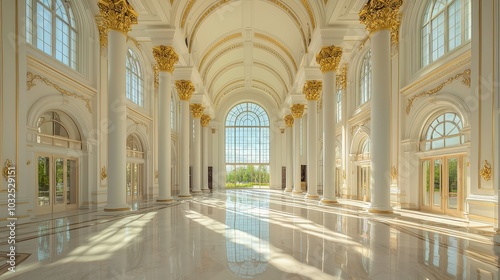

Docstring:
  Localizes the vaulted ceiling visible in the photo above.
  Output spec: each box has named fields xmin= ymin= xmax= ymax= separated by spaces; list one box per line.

xmin=91 ymin=0 xmax=369 ymax=111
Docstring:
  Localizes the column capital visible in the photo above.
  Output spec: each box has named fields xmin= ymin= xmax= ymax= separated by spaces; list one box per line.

xmin=175 ymin=80 xmax=195 ymax=101
xmin=291 ymin=104 xmax=305 ymax=119
xmin=359 ymin=0 xmax=402 ymax=33
xmin=284 ymin=114 xmax=294 ymax=127
xmin=336 ymin=64 xmax=348 ymax=90
xmin=201 ymin=114 xmax=211 ymax=127
xmin=98 ymin=0 xmax=138 ymax=35
xmin=303 ymin=80 xmax=323 ymax=101
xmin=190 ymin=104 xmax=204 ymax=118
xmin=153 ymin=46 xmax=179 ymax=72
xmin=96 ymin=17 xmax=108 ymax=47
xmin=316 ymin=46 xmax=343 ymax=72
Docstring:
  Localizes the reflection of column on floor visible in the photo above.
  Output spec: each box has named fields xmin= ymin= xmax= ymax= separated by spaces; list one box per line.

xmin=369 ymin=222 xmax=391 ymax=280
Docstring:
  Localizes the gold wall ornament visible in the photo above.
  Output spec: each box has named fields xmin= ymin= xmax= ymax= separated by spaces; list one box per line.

xmin=316 ymin=46 xmax=343 ymax=72
xmin=26 ymin=72 xmax=92 ymax=113
xmin=153 ymin=64 xmax=159 ymax=89
xmin=479 ymin=160 xmax=492 ymax=181
xmin=190 ymin=104 xmax=204 ymax=118
xmin=284 ymin=114 xmax=294 ymax=127
xmin=100 ymin=166 xmax=107 ymax=180
xmin=175 ymin=80 xmax=195 ymax=101
xmin=291 ymin=104 xmax=305 ymax=119
xmin=152 ymin=45 xmax=179 ymax=72
xmin=200 ymin=114 xmax=211 ymax=127
xmin=26 ymin=160 xmax=31 ymax=165
xmin=390 ymin=166 xmax=398 ymax=181
xmin=391 ymin=12 xmax=402 ymax=46
xmin=406 ymin=69 xmax=471 ymax=114
xmin=280 ymin=128 xmax=285 ymax=134
xmin=155 ymin=170 xmax=159 ymax=179
xmin=127 ymin=116 xmax=148 ymax=132
xmin=336 ymin=64 xmax=348 ymax=90
xmin=96 ymin=17 xmax=108 ymax=48
xmin=98 ymin=0 xmax=138 ymax=35
xmin=303 ymin=80 xmax=323 ymax=101
xmin=211 ymin=128 xmax=216 ymax=133
xmin=3 ymin=159 xmax=13 ymax=180
xmin=359 ymin=0 xmax=403 ymax=33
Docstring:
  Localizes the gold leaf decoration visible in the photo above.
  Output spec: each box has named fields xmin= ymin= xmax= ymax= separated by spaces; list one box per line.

xmin=303 ymin=80 xmax=323 ymax=101
xmin=316 ymin=46 xmax=342 ymax=73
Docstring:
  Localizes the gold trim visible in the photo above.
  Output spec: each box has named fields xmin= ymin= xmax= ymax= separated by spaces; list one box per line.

xmin=104 ymin=207 xmax=130 ymax=212
xmin=254 ymin=62 xmax=290 ymax=92
xmin=175 ymin=80 xmax=195 ymax=101
xmin=368 ymin=209 xmax=393 ymax=214
xmin=336 ymin=64 xmax=347 ymax=90
xmin=157 ymin=199 xmax=174 ymax=203
xmin=26 ymin=72 xmax=92 ymax=113
xmin=98 ymin=0 xmax=138 ymax=35
xmin=300 ymin=0 xmax=316 ymax=29
xmin=95 ymin=16 xmax=108 ymax=48
xmin=291 ymin=104 xmax=305 ymax=119
xmin=100 ymin=166 xmax=107 ymax=180
xmin=155 ymin=170 xmax=158 ymax=179
xmin=305 ymin=194 xmax=320 ymax=199
xmin=284 ymin=114 xmax=294 ymax=127
xmin=280 ymin=128 xmax=285 ymax=134
xmin=316 ymin=46 xmax=342 ymax=72
xmin=199 ymin=33 xmax=242 ymax=70
xmin=254 ymin=33 xmax=298 ymax=71
xmin=208 ymin=61 xmax=242 ymax=93
xmin=180 ymin=0 xmax=197 ymax=28
xmin=3 ymin=159 xmax=13 ymax=180
xmin=253 ymin=42 xmax=294 ymax=83
xmin=178 ymin=194 xmax=193 ymax=198
xmin=359 ymin=0 xmax=403 ymax=33
xmin=390 ymin=166 xmax=398 ymax=181
xmin=251 ymin=80 xmax=281 ymax=107
xmin=153 ymin=64 xmax=159 ymax=89
xmin=268 ymin=0 xmax=308 ymax=50
xmin=201 ymin=114 xmax=211 ymax=127
xmin=152 ymin=45 xmax=179 ymax=72
xmin=190 ymin=104 xmax=204 ymax=118
xmin=320 ymin=199 xmax=338 ymax=205
xmin=202 ymin=43 xmax=244 ymax=80
xmin=406 ymin=69 xmax=471 ymax=114
xmin=303 ymin=80 xmax=322 ymax=101
xmin=214 ymin=79 xmax=245 ymax=106
xmin=479 ymin=160 xmax=492 ymax=181
xmin=127 ymin=116 xmax=148 ymax=132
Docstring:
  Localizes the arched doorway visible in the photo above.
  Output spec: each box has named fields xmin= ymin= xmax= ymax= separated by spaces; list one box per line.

xmin=357 ymin=138 xmax=371 ymax=202
xmin=36 ymin=110 xmax=80 ymax=215
xmin=126 ymin=134 xmax=145 ymax=202
xmin=225 ymin=102 xmax=270 ymax=189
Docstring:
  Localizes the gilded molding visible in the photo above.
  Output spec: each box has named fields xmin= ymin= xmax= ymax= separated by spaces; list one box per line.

xmin=406 ymin=69 xmax=471 ymax=114
xmin=175 ymin=80 xmax=195 ymax=101
xmin=267 ymin=0 xmax=308 ymax=50
xmin=202 ymin=43 xmax=244 ymax=80
xmin=251 ymin=80 xmax=282 ymax=107
xmin=3 ymin=159 xmax=13 ymax=180
xmin=201 ymin=114 xmax=211 ymax=127
xmin=479 ymin=160 xmax=492 ymax=181
xmin=189 ymin=0 xmax=232 ymax=52
xmin=391 ymin=12 xmax=402 ymax=46
xmin=336 ymin=64 xmax=347 ymax=90
xmin=127 ymin=116 xmax=148 ymax=132
xmin=254 ymin=61 xmax=289 ymax=93
xmin=359 ymin=0 xmax=403 ymax=33
xmin=100 ymin=166 xmax=107 ymax=180
xmin=97 ymin=0 xmax=138 ymax=34
xmin=27 ymin=72 xmax=92 ymax=113
xmin=316 ymin=45 xmax=342 ymax=72
xmin=152 ymin=45 xmax=179 ymax=72
xmin=155 ymin=170 xmax=159 ymax=179
xmin=214 ymin=80 xmax=245 ymax=106
xmin=199 ymin=33 xmax=242 ymax=70
xmin=190 ymin=104 xmax=204 ymax=118
xmin=254 ymin=33 xmax=298 ymax=71
xmin=284 ymin=114 xmax=294 ymax=127
xmin=96 ymin=17 xmax=108 ymax=48
xmin=153 ymin=64 xmax=159 ymax=89
xmin=254 ymin=42 xmax=294 ymax=83
xmin=280 ymin=128 xmax=285 ymax=134
xmin=180 ymin=0 xmax=197 ymax=28
xmin=300 ymin=0 xmax=316 ymax=29
xmin=303 ymin=80 xmax=323 ymax=101
xmin=291 ymin=104 xmax=305 ymax=119
xmin=390 ymin=166 xmax=398 ymax=181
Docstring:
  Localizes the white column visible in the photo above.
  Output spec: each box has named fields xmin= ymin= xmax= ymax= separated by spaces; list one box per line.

xmin=304 ymin=81 xmax=322 ymax=199
xmin=153 ymin=46 xmax=178 ymax=203
xmin=175 ymin=80 xmax=195 ymax=198
xmin=360 ymin=1 xmax=401 ymax=213
xmin=201 ymin=115 xmax=211 ymax=192
xmin=284 ymin=115 xmax=294 ymax=192
xmin=190 ymin=104 xmax=203 ymax=194
xmin=291 ymin=104 xmax=305 ymax=194
xmin=317 ymin=46 xmax=343 ymax=205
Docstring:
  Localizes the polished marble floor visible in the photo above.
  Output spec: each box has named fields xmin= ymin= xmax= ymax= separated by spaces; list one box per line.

xmin=1 ymin=190 xmax=499 ymax=280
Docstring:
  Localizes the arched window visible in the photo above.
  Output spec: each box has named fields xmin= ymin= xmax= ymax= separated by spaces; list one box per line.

xmin=26 ymin=0 xmax=78 ymax=69
xmin=37 ymin=110 xmax=81 ymax=149
xmin=359 ymin=50 xmax=372 ymax=106
xmin=336 ymin=88 xmax=342 ymax=122
xmin=421 ymin=0 xmax=471 ymax=67
xmin=225 ymin=103 xmax=270 ymax=188
xmin=126 ymin=134 xmax=143 ymax=159
xmin=126 ymin=48 xmax=144 ymax=107
xmin=421 ymin=112 xmax=463 ymax=150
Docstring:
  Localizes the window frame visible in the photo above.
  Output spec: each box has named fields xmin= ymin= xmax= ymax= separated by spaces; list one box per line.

xmin=125 ymin=48 xmax=144 ymax=107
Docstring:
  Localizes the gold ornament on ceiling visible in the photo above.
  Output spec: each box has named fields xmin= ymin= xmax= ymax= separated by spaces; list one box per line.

xmin=153 ymin=45 xmax=179 ymax=73
xmin=303 ymin=80 xmax=323 ymax=101
xmin=175 ymin=80 xmax=195 ymax=101
xmin=479 ymin=160 xmax=492 ymax=181
xmin=98 ymin=0 xmax=138 ymax=35
xmin=359 ymin=0 xmax=403 ymax=34
xmin=190 ymin=104 xmax=204 ymax=118
xmin=336 ymin=64 xmax=348 ymax=90
xmin=200 ymin=114 xmax=211 ymax=127
xmin=284 ymin=114 xmax=294 ymax=127
xmin=316 ymin=46 xmax=342 ymax=72
xmin=291 ymin=104 xmax=305 ymax=119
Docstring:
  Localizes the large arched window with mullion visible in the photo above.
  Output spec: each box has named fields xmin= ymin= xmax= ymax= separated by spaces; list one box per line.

xmin=126 ymin=48 xmax=144 ymax=107
xmin=358 ymin=50 xmax=372 ymax=107
xmin=421 ymin=0 xmax=471 ymax=67
xmin=26 ymin=0 xmax=78 ymax=69
xmin=421 ymin=112 xmax=464 ymax=150
xmin=225 ymin=103 xmax=270 ymax=188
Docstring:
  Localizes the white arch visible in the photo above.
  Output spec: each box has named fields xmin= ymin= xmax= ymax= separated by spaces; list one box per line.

xmin=350 ymin=126 xmax=371 ymax=155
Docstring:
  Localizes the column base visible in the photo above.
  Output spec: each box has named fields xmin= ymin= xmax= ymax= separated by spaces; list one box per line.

xmin=320 ymin=198 xmax=338 ymax=205
xmin=156 ymin=198 xmax=174 ymax=203
xmin=305 ymin=194 xmax=320 ymax=200
xmin=191 ymin=190 xmax=203 ymax=195
xmin=178 ymin=194 xmax=193 ymax=199
xmin=201 ymin=188 xmax=211 ymax=193
xmin=292 ymin=190 xmax=303 ymax=195
xmin=367 ymin=207 xmax=394 ymax=214
xmin=103 ymin=206 xmax=130 ymax=212
xmin=284 ymin=189 xmax=293 ymax=193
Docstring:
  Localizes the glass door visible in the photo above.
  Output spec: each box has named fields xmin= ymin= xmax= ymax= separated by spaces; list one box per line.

xmin=126 ymin=162 xmax=143 ymax=202
xmin=357 ymin=165 xmax=370 ymax=201
xmin=37 ymin=155 xmax=78 ymax=215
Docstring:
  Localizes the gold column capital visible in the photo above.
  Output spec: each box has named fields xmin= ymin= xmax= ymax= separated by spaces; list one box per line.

xmin=316 ymin=46 xmax=343 ymax=72
xmin=175 ymin=80 xmax=195 ymax=101
xmin=190 ymin=104 xmax=204 ymax=118
xmin=152 ymin=46 xmax=179 ymax=72
xmin=98 ymin=0 xmax=138 ymax=35
xmin=200 ymin=114 xmax=211 ymax=127
xmin=303 ymin=80 xmax=323 ymax=101
xmin=336 ymin=64 xmax=348 ymax=90
xmin=291 ymin=104 xmax=305 ymax=119
xmin=96 ymin=17 xmax=108 ymax=47
xmin=359 ymin=0 xmax=403 ymax=34
xmin=284 ymin=114 xmax=294 ymax=127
